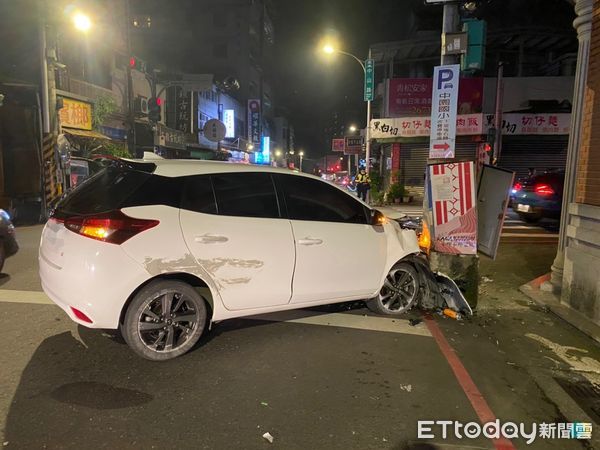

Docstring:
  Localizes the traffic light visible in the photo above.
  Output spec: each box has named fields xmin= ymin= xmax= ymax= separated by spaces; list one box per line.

xmin=129 ymin=56 xmax=146 ymax=72
xmin=148 ymin=97 xmax=161 ymax=122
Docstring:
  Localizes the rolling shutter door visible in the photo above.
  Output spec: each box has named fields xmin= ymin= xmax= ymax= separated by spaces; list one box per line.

xmin=398 ymin=142 xmax=479 ymax=187
xmin=498 ymin=136 xmax=568 ymax=180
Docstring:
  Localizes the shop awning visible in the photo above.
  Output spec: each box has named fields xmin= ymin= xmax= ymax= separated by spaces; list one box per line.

xmin=63 ymin=128 xmax=112 ymax=140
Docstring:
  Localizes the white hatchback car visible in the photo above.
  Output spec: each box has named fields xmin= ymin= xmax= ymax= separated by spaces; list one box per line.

xmin=40 ymin=159 xmax=425 ymax=360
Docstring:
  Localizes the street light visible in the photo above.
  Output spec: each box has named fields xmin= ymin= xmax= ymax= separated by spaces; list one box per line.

xmin=299 ymin=150 xmax=304 ymax=172
xmin=349 ymin=125 xmax=357 ymax=132
xmin=275 ymin=150 xmax=282 ymax=157
xmin=247 ymin=144 xmax=254 ymax=151
xmin=72 ymin=12 xmax=92 ymax=32
xmin=321 ymin=42 xmax=372 ymax=175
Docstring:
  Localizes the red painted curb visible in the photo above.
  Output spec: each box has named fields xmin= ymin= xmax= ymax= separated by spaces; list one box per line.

xmin=424 ymin=315 xmax=517 ymax=450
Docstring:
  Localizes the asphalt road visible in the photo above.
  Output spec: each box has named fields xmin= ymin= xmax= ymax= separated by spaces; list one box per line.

xmin=0 ymin=225 xmax=598 ymax=449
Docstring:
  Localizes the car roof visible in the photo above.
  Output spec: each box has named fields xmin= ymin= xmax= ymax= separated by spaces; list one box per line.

xmin=126 ymin=158 xmax=318 ymax=180
xmin=122 ymin=158 xmax=372 ymax=208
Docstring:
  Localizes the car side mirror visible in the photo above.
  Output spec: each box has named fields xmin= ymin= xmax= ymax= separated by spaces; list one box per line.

xmin=370 ymin=209 xmax=387 ymax=226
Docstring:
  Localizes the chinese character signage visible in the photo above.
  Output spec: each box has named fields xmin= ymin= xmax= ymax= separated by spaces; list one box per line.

xmin=59 ymin=97 xmax=92 ymax=130
xmin=388 ymin=78 xmax=482 ymax=116
xmin=430 ymin=65 xmax=460 ymax=158
xmin=223 ymin=109 xmax=235 ymax=138
xmin=344 ymin=136 xmax=363 ymax=155
xmin=154 ymin=123 xmax=186 ymax=150
xmin=331 ymin=138 xmax=345 ymax=152
xmin=483 ymin=113 xmax=570 ymax=135
xmin=429 ymin=162 xmax=477 ymax=255
xmin=364 ymin=59 xmax=375 ymax=101
xmin=370 ymin=114 xmax=482 ymax=139
xmin=247 ymin=99 xmax=261 ymax=144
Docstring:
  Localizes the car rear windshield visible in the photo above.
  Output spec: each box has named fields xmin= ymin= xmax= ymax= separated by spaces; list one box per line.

xmin=55 ymin=166 xmax=152 ymax=216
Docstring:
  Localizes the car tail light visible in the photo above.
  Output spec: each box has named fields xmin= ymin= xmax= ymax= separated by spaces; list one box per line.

xmin=71 ymin=307 xmax=93 ymax=324
xmin=64 ymin=210 xmax=159 ymax=244
xmin=513 ymin=182 xmax=522 ymax=191
xmin=534 ymin=183 xmax=555 ymax=196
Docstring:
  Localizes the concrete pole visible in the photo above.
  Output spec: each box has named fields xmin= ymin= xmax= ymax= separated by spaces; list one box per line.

xmin=440 ymin=3 xmax=460 ymax=65
xmin=547 ymin=0 xmax=594 ymax=293
xmin=493 ymin=62 xmax=504 ymax=164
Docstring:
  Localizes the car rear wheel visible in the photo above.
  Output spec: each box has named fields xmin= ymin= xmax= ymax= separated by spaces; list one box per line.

xmin=121 ymin=280 xmax=207 ymax=361
xmin=366 ymin=262 xmax=420 ymax=316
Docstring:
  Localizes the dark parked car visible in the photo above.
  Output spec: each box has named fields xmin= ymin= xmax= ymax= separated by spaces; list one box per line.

xmin=512 ymin=170 xmax=564 ymax=223
xmin=0 ymin=209 xmax=19 ymax=272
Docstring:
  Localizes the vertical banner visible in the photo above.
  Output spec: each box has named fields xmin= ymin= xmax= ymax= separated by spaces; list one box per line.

xmin=429 ymin=161 xmax=477 ymax=255
xmin=391 ymin=143 xmax=400 ymax=173
xmin=430 ymin=65 xmax=460 ymax=158
xmin=247 ymin=99 xmax=261 ymax=144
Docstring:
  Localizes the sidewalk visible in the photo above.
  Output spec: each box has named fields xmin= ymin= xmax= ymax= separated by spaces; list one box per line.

xmin=375 ymin=201 xmax=424 ymax=219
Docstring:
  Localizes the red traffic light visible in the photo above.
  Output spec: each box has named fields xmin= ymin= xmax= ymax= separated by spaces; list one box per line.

xmin=483 ymin=143 xmax=492 ymax=152
xmin=129 ymin=56 xmax=136 ymax=68
xmin=155 ymin=97 xmax=162 ymax=106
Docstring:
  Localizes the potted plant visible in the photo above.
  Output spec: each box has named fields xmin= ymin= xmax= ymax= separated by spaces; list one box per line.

xmin=387 ymin=182 xmax=405 ymax=204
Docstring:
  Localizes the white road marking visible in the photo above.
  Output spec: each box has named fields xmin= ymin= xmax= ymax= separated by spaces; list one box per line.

xmin=0 ymin=289 xmax=53 ymax=305
xmin=1 ymin=289 xmax=432 ymax=337
xmin=245 ymin=309 xmax=432 ymax=337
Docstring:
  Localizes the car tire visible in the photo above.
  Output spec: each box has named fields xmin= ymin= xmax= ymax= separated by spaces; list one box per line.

xmin=366 ymin=262 xmax=420 ymax=316
xmin=518 ymin=213 xmax=541 ymax=223
xmin=121 ymin=280 xmax=207 ymax=361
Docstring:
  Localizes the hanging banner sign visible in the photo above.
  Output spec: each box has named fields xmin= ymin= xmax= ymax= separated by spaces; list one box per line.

xmin=370 ymin=114 xmax=483 ymax=139
xmin=429 ymin=161 xmax=477 ymax=255
xmin=430 ymin=64 xmax=460 ymax=158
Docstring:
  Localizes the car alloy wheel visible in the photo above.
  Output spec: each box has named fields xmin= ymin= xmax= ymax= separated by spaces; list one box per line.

xmin=367 ymin=262 xmax=420 ymax=315
xmin=122 ymin=280 xmax=207 ymax=360
xmin=138 ymin=291 xmax=199 ymax=352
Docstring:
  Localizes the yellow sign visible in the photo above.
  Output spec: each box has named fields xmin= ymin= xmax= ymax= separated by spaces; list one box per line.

xmin=59 ymin=97 xmax=92 ymax=130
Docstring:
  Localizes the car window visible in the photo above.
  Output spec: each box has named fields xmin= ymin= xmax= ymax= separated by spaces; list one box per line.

xmin=56 ymin=167 xmax=151 ymax=216
xmin=211 ymin=172 xmax=280 ymax=219
xmin=277 ymin=174 xmax=368 ymax=224
xmin=180 ymin=175 xmax=217 ymax=214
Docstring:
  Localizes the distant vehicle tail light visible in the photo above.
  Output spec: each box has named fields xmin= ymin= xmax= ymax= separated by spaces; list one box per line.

xmin=513 ymin=182 xmax=522 ymax=191
xmin=64 ymin=210 xmax=159 ymax=244
xmin=534 ymin=183 xmax=555 ymax=196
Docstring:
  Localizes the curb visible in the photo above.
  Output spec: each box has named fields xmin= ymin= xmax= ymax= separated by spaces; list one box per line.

xmin=520 ymin=273 xmax=600 ymax=346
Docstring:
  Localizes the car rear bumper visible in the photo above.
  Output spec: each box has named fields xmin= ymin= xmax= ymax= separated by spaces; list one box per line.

xmin=39 ymin=223 xmax=153 ymax=329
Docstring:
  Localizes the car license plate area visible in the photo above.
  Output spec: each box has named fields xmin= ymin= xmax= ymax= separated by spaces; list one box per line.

xmin=517 ymin=204 xmax=531 ymax=213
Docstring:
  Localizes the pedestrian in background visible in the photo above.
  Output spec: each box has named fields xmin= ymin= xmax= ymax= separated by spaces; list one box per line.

xmin=355 ymin=168 xmax=371 ymax=202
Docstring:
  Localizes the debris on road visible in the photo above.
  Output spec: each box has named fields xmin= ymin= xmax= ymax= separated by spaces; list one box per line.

xmin=481 ymin=276 xmax=493 ymax=283
xmin=262 ymin=432 xmax=274 ymax=444
xmin=400 ymin=384 xmax=412 ymax=392
xmin=409 ymin=318 xmax=423 ymax=326
xmin=260 ymin=401 xmax=269 ymax=407
xmin=442 ymin=308 xmax=461 ymax=320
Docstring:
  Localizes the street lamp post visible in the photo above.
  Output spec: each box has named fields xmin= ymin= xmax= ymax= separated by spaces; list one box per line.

xmin=299 ymin=150 xmax=304 ymax=171
xmin=323 ymin=45 xmax=372 ymax=175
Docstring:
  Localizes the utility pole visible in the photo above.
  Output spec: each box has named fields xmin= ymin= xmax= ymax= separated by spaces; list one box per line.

xmin=125 ymin=0 xmax=136 ymax=157
xmin=365 ymin=48 xmax=372 ymax=174
xmin=492 ymin=62 xmax=504 ymax=164
xmin=441 ymin=3 xmax=460 ymax=65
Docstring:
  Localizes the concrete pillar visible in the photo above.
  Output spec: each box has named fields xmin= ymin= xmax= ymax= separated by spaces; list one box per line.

xmin=546 ymin=0 xmax=594 ymax=293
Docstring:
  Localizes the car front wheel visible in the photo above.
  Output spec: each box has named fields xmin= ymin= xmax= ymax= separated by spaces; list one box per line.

xmin=121 ymin=280 xmax=207 ymax=361
xmin=366 ymin=262 xmax=420 ymax=316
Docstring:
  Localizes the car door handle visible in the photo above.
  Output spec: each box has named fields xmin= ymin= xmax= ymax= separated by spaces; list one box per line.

xmin=297 ymin=237 xmax=323 ymax=246
xmin=195 ymin=234 xmax=229 ymax=244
